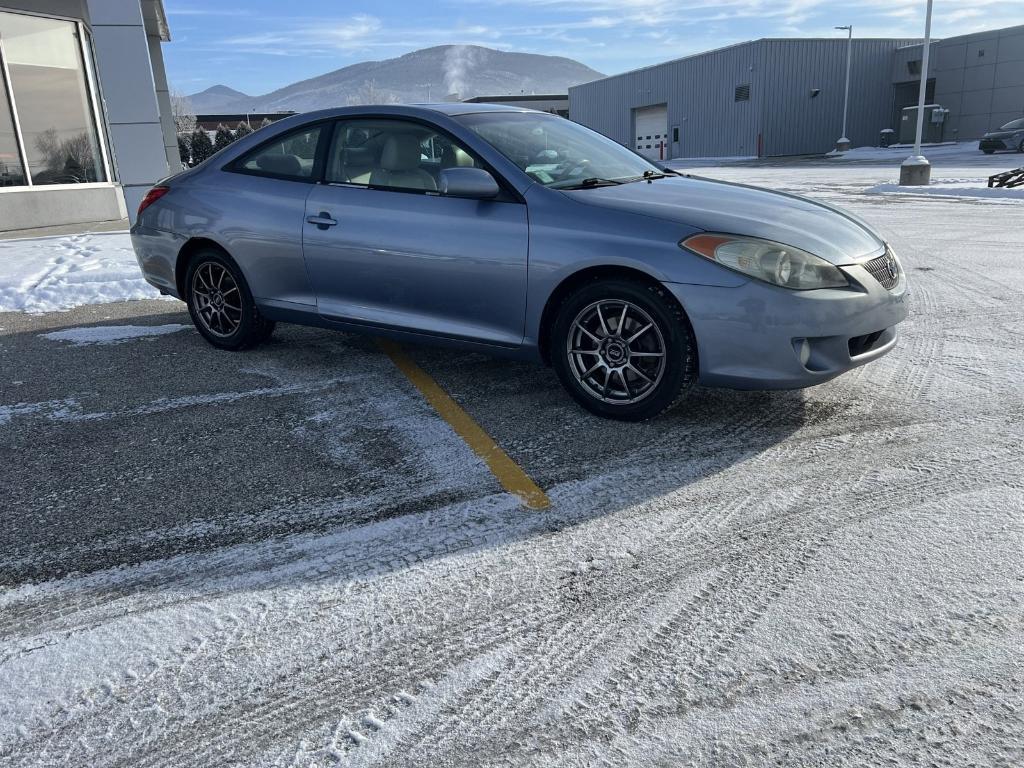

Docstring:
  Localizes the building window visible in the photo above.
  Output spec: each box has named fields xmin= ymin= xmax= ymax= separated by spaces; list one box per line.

xmin=0 ymin=10 xmax=108 ymax=187
xmin=0 ymin=57 xmax=24 ymax=186
xmin=734 ymin=84 xmax=751 ymax=102
xmin=907 ymin=59 xmax=922 ymax=76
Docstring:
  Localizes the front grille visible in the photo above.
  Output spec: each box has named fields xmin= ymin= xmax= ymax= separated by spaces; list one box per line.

xmin=864 ymin=250 xmax=900 ymax=290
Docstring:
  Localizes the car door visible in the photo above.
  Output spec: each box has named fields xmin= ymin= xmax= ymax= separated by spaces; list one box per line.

xmin=302 ymin=118 xmax=529 ymax=348
xmin=211 ymin=122 xmax=326 ymax=307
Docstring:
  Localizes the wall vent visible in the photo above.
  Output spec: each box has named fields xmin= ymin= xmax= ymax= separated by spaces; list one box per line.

xmin=734 ymin=83 xmax=751 ymax=102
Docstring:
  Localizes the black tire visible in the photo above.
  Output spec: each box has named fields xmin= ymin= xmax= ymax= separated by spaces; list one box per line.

xmin=550 ymin=278 xmax=697 ymax=421
xmin=1018 ymin=141 xmax=1024 ymax=153
xmin=184 ymin=248 xmax=275 ymax=350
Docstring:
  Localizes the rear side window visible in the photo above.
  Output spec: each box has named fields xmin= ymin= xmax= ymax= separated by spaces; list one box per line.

xmin=231 ymin=125 xmax=322 ymax=181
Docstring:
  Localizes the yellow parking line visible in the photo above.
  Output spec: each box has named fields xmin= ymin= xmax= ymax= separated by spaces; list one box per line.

xmin=376 ymin=338 xmax=551 ymax=510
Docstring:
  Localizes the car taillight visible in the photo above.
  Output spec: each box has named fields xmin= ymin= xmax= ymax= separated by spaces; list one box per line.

xmin=137 ymin=186 xmax=169 ymax=217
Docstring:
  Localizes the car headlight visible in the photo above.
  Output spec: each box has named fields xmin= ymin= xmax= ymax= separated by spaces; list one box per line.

xmin=680 ymin=233 xmax=849 ymax=290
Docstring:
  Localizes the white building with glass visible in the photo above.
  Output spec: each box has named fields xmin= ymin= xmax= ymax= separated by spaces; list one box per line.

xmin=0 ymin=0 xmax=177 ymax=233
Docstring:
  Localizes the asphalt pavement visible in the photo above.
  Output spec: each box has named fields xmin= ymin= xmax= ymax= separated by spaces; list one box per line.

xmin=1 ymin=297 xmax=814 ymax=585
xmin=2 ymin=172 xmax=1022 ymax=767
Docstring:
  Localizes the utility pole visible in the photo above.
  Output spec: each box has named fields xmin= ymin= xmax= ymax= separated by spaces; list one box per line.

xmin=834 ymin=25 xmax=852 ymax=152
xmin=900 ymin=0 xmax=934 ymax=185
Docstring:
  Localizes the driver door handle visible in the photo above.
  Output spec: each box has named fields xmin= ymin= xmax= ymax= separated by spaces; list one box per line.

xmin=306 ymin=212 xmax=338 ymax=229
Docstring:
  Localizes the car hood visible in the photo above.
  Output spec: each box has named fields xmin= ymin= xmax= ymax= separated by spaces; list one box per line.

xmin=566 ymin=175 xmax=884 ymax=265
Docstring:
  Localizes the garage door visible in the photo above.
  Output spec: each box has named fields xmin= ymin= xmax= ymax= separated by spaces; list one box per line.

xmin=633 ymin=105 xmax=668 ymax=160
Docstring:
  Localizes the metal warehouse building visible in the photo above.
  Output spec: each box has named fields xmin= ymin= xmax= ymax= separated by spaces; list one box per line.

xmin=570 ymin=24 xmax=1024 ymax=159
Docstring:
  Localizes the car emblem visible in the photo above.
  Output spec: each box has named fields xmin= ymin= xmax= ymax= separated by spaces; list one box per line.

xmin=886 ymin=254 xmax=898 ymax=280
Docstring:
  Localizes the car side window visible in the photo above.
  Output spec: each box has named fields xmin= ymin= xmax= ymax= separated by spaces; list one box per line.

xmin=325 ymin=119 xmax=476 ymax=193
xmin=232 ymin=125 xmax=322 ymax=181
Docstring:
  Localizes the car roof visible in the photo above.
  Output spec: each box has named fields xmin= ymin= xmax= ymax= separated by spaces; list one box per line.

xmin=277 ymin=102 xmax=541 ymax=125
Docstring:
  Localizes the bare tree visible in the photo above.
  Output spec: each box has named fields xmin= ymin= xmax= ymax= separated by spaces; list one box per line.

xmin=34 ymin=128 xmax=97 ymax=182
xmin=170 ymin=88 xmax=197 ymax=136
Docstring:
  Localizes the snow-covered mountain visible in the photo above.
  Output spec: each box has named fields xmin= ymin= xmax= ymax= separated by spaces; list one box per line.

xmin=190 ymin=45 xmax=604 ymax=113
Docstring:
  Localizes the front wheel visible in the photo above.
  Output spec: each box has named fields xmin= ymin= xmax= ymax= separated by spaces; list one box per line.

xmin=185 ymin=248 xmax=275 ymax=350
xmin=550 ymin=279 xmax=697 ymax=421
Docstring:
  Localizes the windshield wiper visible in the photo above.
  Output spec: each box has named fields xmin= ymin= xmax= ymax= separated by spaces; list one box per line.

xmin=637 ymin=170 xmax=679 ymax=182
xmin=553 ymin=177 xmax=624 ymax=190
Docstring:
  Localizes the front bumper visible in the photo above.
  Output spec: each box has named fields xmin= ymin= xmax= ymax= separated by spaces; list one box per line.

xmin=979 ymin=138 xmax=1011 ymax=151
xmin=665 ymin=261 xmax=910 ymax=390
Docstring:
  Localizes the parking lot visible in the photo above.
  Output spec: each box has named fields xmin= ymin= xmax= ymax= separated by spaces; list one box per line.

xmin=2 ymin=165 xmax=1023 ymax=766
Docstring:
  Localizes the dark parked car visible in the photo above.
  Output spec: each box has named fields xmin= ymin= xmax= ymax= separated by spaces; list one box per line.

xmin=979 ymin=118 xmax=1024 ymax=154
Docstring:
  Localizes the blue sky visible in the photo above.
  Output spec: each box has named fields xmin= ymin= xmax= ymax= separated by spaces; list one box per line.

xmin=164 ymin=1 xmax=1022 ymax=96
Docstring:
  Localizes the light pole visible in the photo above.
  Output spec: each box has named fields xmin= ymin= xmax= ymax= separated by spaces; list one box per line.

xmin=835 ymin=25 xmax=852 ymax=152
xmin=900 ymin=0 xmax=934 ymax=185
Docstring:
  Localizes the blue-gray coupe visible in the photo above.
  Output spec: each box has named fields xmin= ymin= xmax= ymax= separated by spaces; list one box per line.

xmin=131 ymin=104 xmax=909 ymax=420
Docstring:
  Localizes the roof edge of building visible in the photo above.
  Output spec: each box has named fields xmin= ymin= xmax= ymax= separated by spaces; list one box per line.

xmin=570 ymin=38 xmax=765 ymax=88
xmin=463 ymin=94 xmax=568 ymax=103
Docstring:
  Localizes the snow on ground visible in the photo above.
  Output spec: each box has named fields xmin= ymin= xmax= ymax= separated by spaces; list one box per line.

xmin=824 ymin=141 xmax=998 ymax=163
xmin=866 ymin=177 xmax=1023 ymax=201
xmin=662 ymin=155 xmax=756 ymax=167
xmin=41 ymin=323 xmax=190 ymax=345
xmin=0 ymin=232 xmax=163 ymax=313
xmin=1 ymin=154 xmax=1022 ymax=766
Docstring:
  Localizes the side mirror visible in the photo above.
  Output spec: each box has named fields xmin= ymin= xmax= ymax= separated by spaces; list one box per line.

xmin=439 ymin=167 xmax=500 ymax=199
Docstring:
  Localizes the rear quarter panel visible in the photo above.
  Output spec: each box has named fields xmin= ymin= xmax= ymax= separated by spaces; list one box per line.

xmin=135 ymin=168 xmax=317 ymax=307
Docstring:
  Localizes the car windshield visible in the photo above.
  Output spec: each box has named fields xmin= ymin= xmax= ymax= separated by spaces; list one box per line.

xmin=455 ymin=111 xmax=667 ymax=189
xmin=999 ymin=118 xmax=1024 ymax=131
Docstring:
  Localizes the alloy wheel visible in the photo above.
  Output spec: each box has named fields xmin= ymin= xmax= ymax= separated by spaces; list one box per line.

xmin=566 ymin=299 xmax=667 ymax=405
xmin=192 ymin=262 xmax=243 ymax=338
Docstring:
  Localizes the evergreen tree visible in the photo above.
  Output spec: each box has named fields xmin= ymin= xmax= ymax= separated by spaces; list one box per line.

xmin=258 ymin=117 xmax=273 ymax=129
xmin=234 ymin=122 xmax=253 ymax=139
xmin=190 ymin=128 xmax=214 ymax=164
xmin=213 ymin=123 xmax=234 ymax=151
xmin=176 ymin=134 xmax=190 ymax=167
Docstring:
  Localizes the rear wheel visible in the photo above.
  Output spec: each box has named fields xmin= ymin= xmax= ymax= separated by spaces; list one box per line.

xmin=184 ymin=248 xmax=275 ymax=350
xmin=550 ymin=278 xmax=696 ymax=421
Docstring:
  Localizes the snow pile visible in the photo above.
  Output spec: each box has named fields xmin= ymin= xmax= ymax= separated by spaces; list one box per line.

xmin=41 ymin=324 xmax=190 ymax=346
xmin=865 ymin=178 xmax=1023 ymax=201
xmin=0 ymin=232 xmax=164 ymax=313
xmin=825 ymin=142 xmax=986 ymax=163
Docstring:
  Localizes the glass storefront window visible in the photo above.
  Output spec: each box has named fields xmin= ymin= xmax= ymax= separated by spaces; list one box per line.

xmin=0 ymin=64 xmax=25 ymax=186
xmin=0 ymin=10 xmax=107 ymax=186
